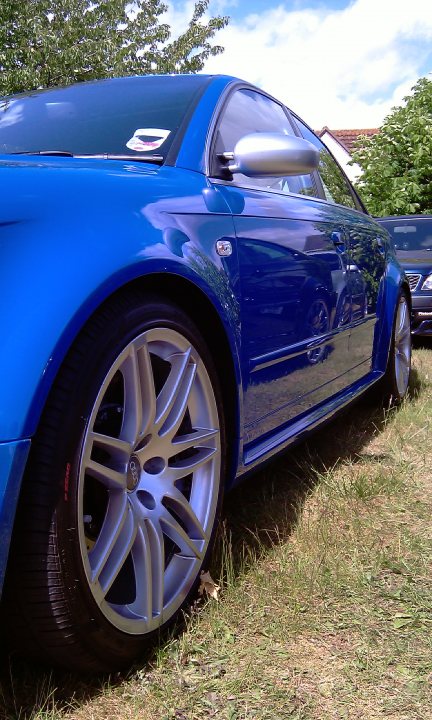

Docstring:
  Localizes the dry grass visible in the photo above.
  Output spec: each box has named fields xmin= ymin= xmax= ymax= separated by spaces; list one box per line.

xmin=1 ymin=343 xmax=432 ymax=720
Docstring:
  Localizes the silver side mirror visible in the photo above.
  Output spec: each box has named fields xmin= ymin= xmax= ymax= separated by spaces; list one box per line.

xmin=223 ymin=132 xmax=320 ymax=177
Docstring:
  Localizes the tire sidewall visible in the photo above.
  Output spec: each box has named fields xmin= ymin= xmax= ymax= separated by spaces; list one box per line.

xmin=384 ymin=289 xmax=411 ymax=404
xmin=49 ymin=295 xmax=225 ymax=669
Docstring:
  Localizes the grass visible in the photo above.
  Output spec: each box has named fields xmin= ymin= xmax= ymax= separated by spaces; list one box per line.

xmin=1 ymin=343 xmax=432 ymax=719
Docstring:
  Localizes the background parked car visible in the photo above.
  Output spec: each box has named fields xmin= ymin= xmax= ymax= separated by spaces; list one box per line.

xmin=0 ymin=74 xmax=411 ymax=672
xmin=378 ymin=215 xmax=432 ymax=336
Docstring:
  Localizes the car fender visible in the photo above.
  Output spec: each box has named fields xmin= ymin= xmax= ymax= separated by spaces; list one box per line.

xmin=0 ymin=161 xmax=242 ymax=442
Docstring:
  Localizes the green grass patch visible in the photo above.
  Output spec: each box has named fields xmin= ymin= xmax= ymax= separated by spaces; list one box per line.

xmin=1 ymin=345 xmax=432 ymax=719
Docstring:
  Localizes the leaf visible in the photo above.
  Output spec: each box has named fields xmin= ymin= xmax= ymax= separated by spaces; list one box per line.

xmin=396 ymin=664 xmax=412 ymax=676
xmin=393 ymin=618 xmax=412 ymax=629
xmin=198 ymin=570 xmax=220 ymax=600
xmin=393 ymin=613 xmax=414 ymax=629
xmin=0 ymin=1 xmax=229 ymax=94
xmin=352 ymin=77 xmax=432 ymax=215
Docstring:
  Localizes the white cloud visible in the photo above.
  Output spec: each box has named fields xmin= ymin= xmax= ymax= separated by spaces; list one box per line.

xmin=162 ymin=0 xmax=197 ymax=36
xmin=164 ymin=0 xmax=432 ymax=128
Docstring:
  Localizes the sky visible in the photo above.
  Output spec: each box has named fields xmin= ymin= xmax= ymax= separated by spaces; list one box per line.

xmin=165 ymin=0 xmax=432 ymax=130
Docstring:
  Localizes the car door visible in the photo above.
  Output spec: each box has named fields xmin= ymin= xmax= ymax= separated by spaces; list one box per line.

xmin=208 ymin=88 xmax=353 ymax=447
xmin=295 ymin=118 xmax=386 ymax=378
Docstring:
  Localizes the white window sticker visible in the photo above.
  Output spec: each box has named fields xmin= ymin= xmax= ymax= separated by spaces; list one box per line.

xmin=126 ymin=128 xmax=170 ymax=152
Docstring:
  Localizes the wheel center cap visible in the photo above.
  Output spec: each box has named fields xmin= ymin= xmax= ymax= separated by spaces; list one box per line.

xmin=127 ymin=454 xmax=141 ymax=491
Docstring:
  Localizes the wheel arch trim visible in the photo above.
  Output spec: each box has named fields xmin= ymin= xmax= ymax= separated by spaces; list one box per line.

xmin=1 ymin=263 xmax=243 ymax=456
xmin=0 ymin=439 xmax=31 ymax=597
xmin=373 ymin=262 xmax=411 ymax=373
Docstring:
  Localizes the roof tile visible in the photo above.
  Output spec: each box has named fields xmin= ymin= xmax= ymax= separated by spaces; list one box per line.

xmin=317 ymin=127 xmax=379 ymax=153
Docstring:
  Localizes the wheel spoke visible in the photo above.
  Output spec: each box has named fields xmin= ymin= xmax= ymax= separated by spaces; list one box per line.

xmin=163 ymin=486 xmax=207 ymax=542
xmin=90 ymin=432 xmax=132 ymax=460
xmin=379 ymin=292 xmax=411 ymax=401
xmin=166 ymin=446 xmax=217 ymax=483
xmin=86 ymin=458 xmax=127 ymax=490
xmin=397 ymin=300 xmax=408 ymax=338
xmin=397 ymin=325 xmax=411 ymax=344
xmin=170 ymin=427 xmax=218 ymax=455
xmin=128 ymin=518 xmax=164 ymax=620
xmin=393 ymin=298 xmax=411 ymax=397
xmin=160 ymin=507 xmax=205 ymax=559
xmin=121 ymin=343 xmax=156 ymax=442
xmin=78 ymin=323 xmax=222 ymax=635
xmin=155 ymin=349 xmax=196 ymax=436
xmin=397 ymin=347 xmax=410 ymax=371
xmin=89 ymin=495 xmax=136 ymax=594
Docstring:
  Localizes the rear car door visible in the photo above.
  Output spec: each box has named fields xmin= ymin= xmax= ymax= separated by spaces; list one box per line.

xmin=294 ymin=118 xmax=386 ymax=380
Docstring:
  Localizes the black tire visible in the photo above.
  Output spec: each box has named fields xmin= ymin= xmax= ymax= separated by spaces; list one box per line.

xmin=3 ymin=292 xmax=225 ymax=672
xmin=305 ymin=296 xmax=330 ymax=365
xmin=381 ymin=289 xmax=412 ymax=405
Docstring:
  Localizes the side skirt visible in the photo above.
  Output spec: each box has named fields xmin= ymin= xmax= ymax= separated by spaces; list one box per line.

xmin=239 ymin=370 xmax=383 ymax=475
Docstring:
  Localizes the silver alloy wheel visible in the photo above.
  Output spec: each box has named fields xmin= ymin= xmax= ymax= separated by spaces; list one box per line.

xmin=394 ymin=295 xmax=411 ymax=396
xmin=77 ymin=327 xmax=221 ymax=634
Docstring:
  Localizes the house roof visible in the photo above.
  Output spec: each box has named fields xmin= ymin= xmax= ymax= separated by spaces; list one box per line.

xmin=317 ymin=127 xmax=379 ymax=154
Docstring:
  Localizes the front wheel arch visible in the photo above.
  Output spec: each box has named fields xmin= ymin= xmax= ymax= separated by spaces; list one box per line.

xmin=4 ymin=291 xmax=228 ymax=671
xmin=381 ymin=286 xmax=412 ymax=404
xmin=20 ymin=271 xmax=241 ymax=485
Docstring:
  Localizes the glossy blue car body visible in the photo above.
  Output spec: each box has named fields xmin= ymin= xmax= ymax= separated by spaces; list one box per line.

xmin=0 ymin=74 xmax=407 ymax=597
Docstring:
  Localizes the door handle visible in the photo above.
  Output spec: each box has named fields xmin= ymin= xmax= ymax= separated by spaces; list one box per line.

xmin=376 ymin=237 xmax=386 ymax=255
xmin=331 ymin=231 xmax=344 ymax=246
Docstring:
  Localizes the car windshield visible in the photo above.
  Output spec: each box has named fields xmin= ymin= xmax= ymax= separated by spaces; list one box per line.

xmin=381 ymin=220 xmax=432 ymax=253
xmin=0 ymin=75 xmax=210 ymax=160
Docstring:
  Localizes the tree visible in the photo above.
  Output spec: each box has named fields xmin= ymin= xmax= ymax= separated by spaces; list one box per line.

xmin=0 ymin=0 xmax=228 ymax=95
xmin=352 ymin=77 xmax=432 ymax=216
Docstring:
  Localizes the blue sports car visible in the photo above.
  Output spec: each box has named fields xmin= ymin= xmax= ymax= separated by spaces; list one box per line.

xmin=0 ymin=74 xmax=411 ymax=671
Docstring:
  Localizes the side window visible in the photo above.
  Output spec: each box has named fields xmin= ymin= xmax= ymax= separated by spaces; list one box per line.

xmin=212 ymin=89 xmax=318 ymax=197
xmin=294 ymin=117 xmax=358 ymax=209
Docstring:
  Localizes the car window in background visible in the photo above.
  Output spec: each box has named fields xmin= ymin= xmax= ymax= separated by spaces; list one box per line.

xmin=212 ymin=88 xmax=318 ymax=197
xmin=294 ymin=116 xmax=358 ymax=209
xmin=0 ymin=75 xmax=210 ymax=159
xmin=379 ymin=219 xmax=432 ymax=253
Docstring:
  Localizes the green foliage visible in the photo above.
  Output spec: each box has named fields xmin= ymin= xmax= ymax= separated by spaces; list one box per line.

xmin=318 ymin=148 xmax=357 ymax=208
xmin=0 ymin=0 xmax=228 ymax=94
xmin=353 ymin=77 xmax=432 ymax=216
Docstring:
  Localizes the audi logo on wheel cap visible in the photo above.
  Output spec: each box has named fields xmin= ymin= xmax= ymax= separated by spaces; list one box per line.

xmin=127 ymin=455 xmax=141 ymax=490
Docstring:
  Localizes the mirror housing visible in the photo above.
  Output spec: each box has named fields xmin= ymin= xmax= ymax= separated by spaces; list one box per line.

xmin=225 ymin=132 xmax=320 ymax=177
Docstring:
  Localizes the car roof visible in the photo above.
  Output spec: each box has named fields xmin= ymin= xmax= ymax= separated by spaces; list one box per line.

xmin=1 ymin=74 xmax=241 ymax=101
xmin=378 ymin=215 xmax=432 ymax=221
